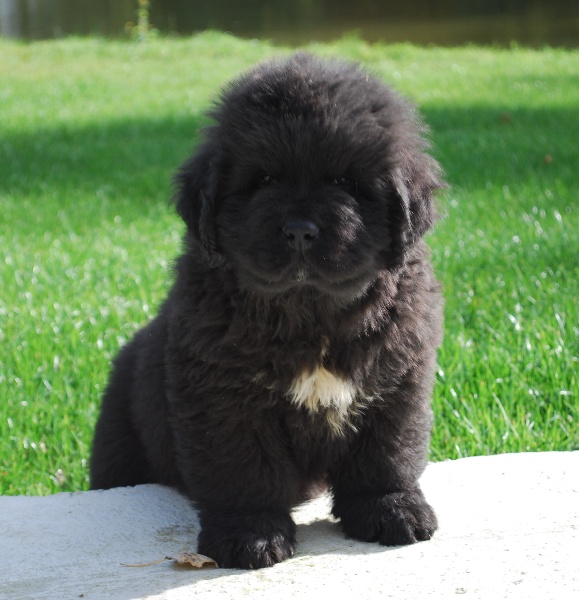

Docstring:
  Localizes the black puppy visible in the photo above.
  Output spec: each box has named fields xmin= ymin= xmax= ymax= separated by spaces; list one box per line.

xmin=90 ymin=53 xmax=444 ymax=569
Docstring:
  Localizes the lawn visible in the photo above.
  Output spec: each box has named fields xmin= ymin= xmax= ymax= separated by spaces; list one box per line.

xmin=0 ymin=33 xmax=577 ymax=495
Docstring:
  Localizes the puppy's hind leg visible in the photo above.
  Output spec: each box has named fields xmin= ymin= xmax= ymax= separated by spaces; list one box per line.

xmin=90 ymin=343 xmax=152 ymax=490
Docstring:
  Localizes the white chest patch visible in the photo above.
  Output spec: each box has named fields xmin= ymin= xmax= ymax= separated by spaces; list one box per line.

xmin=288 ymin=367 xmax=358 ymax=433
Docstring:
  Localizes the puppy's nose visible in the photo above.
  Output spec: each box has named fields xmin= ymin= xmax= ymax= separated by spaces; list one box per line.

xmin=282 ymin=220 xmax=319 ymax=252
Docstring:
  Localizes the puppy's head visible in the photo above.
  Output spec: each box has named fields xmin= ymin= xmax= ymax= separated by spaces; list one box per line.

xmin=175 ymin=53 xmax=444 ymax=299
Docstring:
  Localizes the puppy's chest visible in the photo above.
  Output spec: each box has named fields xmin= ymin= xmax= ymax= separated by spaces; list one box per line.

xmin=288 ymin=366 xmax=356 ymax=415
xmin=258 ymin=340 xmax=367 ymax=435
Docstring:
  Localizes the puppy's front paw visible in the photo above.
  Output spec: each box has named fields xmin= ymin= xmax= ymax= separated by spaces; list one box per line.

xmin=198 ymin=510 xmax=296 ymax=569
xmin=333 ymin=488 xmax=437 ymax=546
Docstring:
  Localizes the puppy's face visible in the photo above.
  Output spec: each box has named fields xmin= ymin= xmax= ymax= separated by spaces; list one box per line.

xmin=215 ymin=123 xmax=393 ymax=299
xmin=176 ymin=54 xmax=443 ymax=300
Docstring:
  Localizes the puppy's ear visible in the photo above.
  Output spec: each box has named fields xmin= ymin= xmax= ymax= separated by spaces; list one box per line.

xmin=387 ymin=154 xmax=444 ymax=266
xmin=173 ymin=143 xmax=224 ymax=266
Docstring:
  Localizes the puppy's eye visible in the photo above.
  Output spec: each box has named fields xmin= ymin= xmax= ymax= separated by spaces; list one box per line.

xmin=332 ymin=176 xmax=354 ymax=187
xmin=332 ymin=176 xmax=358 ymax=194
xmin=259 ymin=175 xmax=277 ymax=186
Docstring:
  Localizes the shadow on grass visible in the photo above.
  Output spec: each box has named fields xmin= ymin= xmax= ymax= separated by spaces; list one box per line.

xmin=1 ymin=113 xmax=208 ymax=207
xmin=1 ymin=105 xmax=576 ymax=215
xmin=426 ymin=105 xmax=577 ymax=192
xmin=0 ymin=106 xmax=579 ymax=188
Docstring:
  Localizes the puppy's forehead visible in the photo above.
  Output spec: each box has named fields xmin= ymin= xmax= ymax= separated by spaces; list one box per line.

xmin=219 ymin=53 xmax=391 ymax=123
xmin=208 ymin=53 xmax=420 ymax=177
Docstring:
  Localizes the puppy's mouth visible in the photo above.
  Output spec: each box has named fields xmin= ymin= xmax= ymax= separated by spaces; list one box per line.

xmin=288 ymin=261 xmax=311 ymax=284
xmin=240 ymin=256 xmax=375 ymax=299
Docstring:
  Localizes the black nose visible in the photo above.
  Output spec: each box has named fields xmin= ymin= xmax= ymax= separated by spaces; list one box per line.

xmin=282 ymin=220 xmax=320 ymax=252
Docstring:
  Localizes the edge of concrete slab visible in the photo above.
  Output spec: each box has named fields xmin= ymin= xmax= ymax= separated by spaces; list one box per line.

xmin=1 ymin=451 xmax=577 ymax=600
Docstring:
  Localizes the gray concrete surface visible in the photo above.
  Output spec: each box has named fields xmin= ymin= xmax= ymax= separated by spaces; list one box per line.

xmin=0 ymin=452 xmax=577 ymax=600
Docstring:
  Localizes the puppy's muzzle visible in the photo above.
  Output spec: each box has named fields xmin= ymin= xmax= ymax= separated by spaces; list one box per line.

xmin=282 ymin=220 xmax=319 ymax=252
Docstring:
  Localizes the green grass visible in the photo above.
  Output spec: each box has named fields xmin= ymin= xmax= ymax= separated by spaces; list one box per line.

xmin=0 ymin=33 xmax=577 ymax=495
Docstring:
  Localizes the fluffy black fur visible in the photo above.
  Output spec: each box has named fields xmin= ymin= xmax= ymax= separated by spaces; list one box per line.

xmin=90 ymin=53 xmax=445 ymax=569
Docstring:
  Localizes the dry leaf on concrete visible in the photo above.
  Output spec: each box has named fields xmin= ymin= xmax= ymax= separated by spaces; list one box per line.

xmin=122 ymin=552 xmax=218 ymax=569
xmin=174 ymin=552 xmax=218 ymax=569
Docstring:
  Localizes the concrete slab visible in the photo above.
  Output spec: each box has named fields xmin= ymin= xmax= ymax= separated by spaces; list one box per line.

xmin=0 ymin=452 xmax=577 ymax=600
